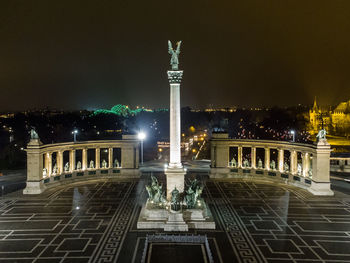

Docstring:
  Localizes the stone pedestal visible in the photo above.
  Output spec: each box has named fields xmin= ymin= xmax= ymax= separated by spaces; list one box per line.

xmin=308 ymin=139 xmax=334 ymax=196
xmin=137 ymin=200 xmax=215 ymax=231
xmin=23 ymin=138 xmax=46 ymax=195
xmin=23 ymin=181 xmax=46 ymax=195
xmin=164 ymin=211 xmax=188 ymax=232
xmin=308 ymin=181 xmax=334 ymax=196
xmin=165 ymin=168 xmax=186 ymax=200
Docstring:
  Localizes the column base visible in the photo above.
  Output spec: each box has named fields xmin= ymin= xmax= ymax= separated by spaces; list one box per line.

xmin=308 ymin=181 xmax=334 ymax=196
xmin=165 ymin=167 xmax=186 ymax=200
xmin=23 ymin=181 xmax=46 ymax=195
xmin=164 ymin=211 xmax=188 ymax=232
xmin=168 ymin=162 xmax=183 ymax=169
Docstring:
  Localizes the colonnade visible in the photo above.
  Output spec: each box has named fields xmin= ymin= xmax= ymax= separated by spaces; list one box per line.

xmin=228 ymin=146 xmax=312 ymax=177
xmin=24 ymin=135 xmax=140 ymax=194
xmin=43 ymin=147 xmax=120 ymax=176
xmin=210 ymin=133 xmax=333 ymax=196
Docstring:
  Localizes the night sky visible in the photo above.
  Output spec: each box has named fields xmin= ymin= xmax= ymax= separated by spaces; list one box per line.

xmin=1 ymin=1 xmax=350 ymax=111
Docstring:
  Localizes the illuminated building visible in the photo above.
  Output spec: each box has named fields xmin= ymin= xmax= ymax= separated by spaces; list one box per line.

xmin=309 ymin=97 xmax=350 ymax=135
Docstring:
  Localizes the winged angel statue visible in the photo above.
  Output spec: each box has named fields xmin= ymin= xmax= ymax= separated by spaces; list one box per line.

xmin=168 ymin=40 xmax=182 ymax=70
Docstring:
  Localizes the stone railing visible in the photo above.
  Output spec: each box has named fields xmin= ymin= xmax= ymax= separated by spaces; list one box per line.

xmin=24 ymin=135 xmax=140 ymax=194
xmin=210 ymin=133 xmax=333 ymax=196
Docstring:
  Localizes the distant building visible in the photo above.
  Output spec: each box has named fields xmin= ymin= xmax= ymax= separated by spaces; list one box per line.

xmin=309 ymin=97 xmax=350 ymax=135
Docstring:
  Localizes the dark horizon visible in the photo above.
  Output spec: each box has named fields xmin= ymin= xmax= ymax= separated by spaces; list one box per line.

xmin=1 ymin=1 xmax=350 ymax=111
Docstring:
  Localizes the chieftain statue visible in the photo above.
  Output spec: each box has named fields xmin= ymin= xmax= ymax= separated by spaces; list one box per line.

xmin=145 ymin=175 xmax=166 ymax=205
xmin=170 ymin=187 xmax=181 ymax=211
xmin=168 ymin=40 xmax=182 ymax=70
xmin=184 ymin=179 xmax=203 ymax=209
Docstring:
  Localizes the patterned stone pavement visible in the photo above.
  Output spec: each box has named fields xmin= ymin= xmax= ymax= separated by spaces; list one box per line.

xmin=0 ymin=174 xmax=350 ymax=263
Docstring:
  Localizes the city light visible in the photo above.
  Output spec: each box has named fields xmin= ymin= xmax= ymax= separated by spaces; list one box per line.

xmin=138 ymin=132 xmax=146 ymax=164
xmin=290 ymin=130 xmax=295 ymax=142
xmin=72 ymin=129 xmax=78 ymax=142
xmin=138 ymin=132 xmax=146 ymax=140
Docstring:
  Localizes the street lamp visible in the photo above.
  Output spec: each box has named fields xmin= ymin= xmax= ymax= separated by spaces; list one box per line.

xmin=290 ymin=130 xmax=295 ymax=142
xmin=72 ymin=130 xmax=78 ymax=142
xmin=138 ymin=132 xmax=146 ymax=165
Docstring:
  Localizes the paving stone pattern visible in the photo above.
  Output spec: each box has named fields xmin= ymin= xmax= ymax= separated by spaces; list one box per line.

xmin=0 ymin=176 xmax=350 ymax=262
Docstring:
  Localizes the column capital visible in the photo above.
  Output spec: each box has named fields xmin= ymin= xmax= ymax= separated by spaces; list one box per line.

xmin=167 ymin=70 xmax=183 ymax=84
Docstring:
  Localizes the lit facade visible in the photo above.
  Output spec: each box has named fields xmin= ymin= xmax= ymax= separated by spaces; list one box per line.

xmin=309 ymin=97 xmax=350 ymax=134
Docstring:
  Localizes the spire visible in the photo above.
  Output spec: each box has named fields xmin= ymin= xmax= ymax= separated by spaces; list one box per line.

xmin=313 ymin=96 xmax=318 ymax=111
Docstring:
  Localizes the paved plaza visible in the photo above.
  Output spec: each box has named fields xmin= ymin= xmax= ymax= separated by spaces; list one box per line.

xmin=0 ymin=174 xmax=350 ymax=262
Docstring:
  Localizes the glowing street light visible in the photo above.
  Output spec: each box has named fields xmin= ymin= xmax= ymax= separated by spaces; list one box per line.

xmin=290 ymin=130 xmax=295 ymax=142
xmin=138 ymin=132 xmax=146 ymax=165
xmin=72 ymin=130 xmax=78 ymax=142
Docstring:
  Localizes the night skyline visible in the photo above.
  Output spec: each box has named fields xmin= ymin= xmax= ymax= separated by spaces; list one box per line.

xmin=1 ymin=0 xmax=350 ymax=111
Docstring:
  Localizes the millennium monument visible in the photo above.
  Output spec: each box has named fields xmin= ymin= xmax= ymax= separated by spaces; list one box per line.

xmin=137 ymin=41 xmax=215 ymax=231
xmin=165 ymin=40 xmax=186 ymax=199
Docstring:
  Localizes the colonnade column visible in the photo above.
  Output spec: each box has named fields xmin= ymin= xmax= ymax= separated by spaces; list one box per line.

xmin=82 ymin=148 xmax=87 ymax=170
xmin=44 ymin=153 xmax=49 ymax=174
xmin=278 ymin=149 xmax=284 ymax=172
xmin=251 ymin=147 xmax=256 ymax=169
xmin=48 ymin=153 xmax=52 ymax=176
xmin=69 ymin=150 xmax=75 ymax=172
xmin=108 ymin=148 xmax=113 ymax=168
xmin=302 ymin=152 xmax=310 ymax=177
xmin=238 ymin=146 xmax=243 ymax=168
xmin=95 ymin=148 xmax=100 ymax=169
xmin=57 ymin=151 xmax=63 ymax=174
xmin=290 ymin=150 xmax=297 ymax=174
xmin=265 ymin=148 xmax=270 ymax=170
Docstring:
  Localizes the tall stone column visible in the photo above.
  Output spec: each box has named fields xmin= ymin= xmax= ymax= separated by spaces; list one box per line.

xmin=251 ymin=147 xmax=256 ymax=169
xmin=108 ymin=148 xmax=113 ymax=168
xmin=23 ymin=138 xmax=45 ymax=194
xmin=167 ymin=70 xmax=183 ymax=168
xmin=278 ymin=149 xmax=284 ymax=172
xmin=308 ymin=139 xmax=333 ymax=195
xmin=265 ymin=148 xmax=270 ymax=170
xmin=165 ymin=69 xmax=186 ymax=200
xmin=69 ymin=150 xmax=75 ymax=171
xmin=238 ymin=146 xmax=243 ymax=168
xmin=95 ymin=148 xmax=100 ymax=169
xmin=82 ymin=148 xmax=87 ymax=170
